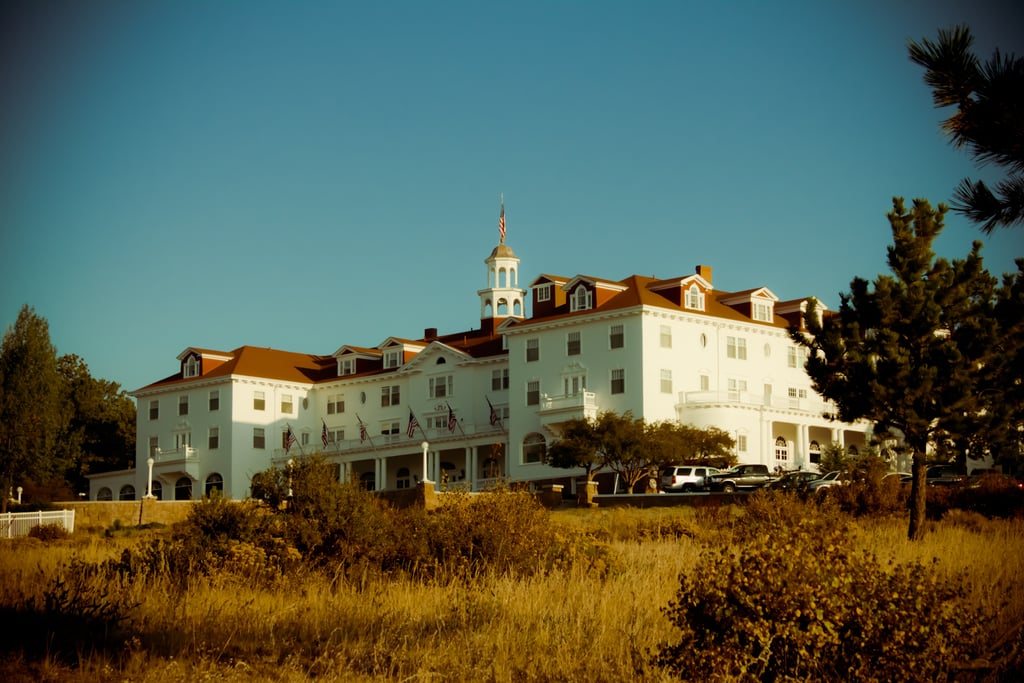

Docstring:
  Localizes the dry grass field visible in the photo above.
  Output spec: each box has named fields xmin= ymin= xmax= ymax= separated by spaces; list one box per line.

xmin=0 ymin=498 xmax=1022 ymax=682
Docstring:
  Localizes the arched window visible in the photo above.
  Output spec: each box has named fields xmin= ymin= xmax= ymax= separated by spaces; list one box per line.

xmin=360 ymin=471 xmax=376 ymax=491
xmin=848 ymin=445 xmax=859 ymax=456
xmin=175 ymin=477 xmax=193 ymax=500
xmin=570 ymin=285 xmax=592 ymax=312
xmin=205 ymin=473 xmax=223 ymax=497
xmin=97 ymin=487 xmax=112 ymax=501
xmin=686 ymin=284 xmax=704 ymax=310
xmin=497 ymin=297 xmax=509 ymax=316
xmin=774 ymin=436 xmax=789 ymax=462
xmin=150 ymin=481 xmax=163 ymax=500
xmin=119 ymin=484 xmax=136 ymax=501
xmin=523 ymin=432 xmax=547 ymax=464
xmin=396 ymin=467 xmax=411 ymax=490
xmin=809 ymin=440 xmax=821 ymax=464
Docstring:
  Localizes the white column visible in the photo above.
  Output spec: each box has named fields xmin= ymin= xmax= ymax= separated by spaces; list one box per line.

xmin=468 ymin=446 xmax=478 ymax=491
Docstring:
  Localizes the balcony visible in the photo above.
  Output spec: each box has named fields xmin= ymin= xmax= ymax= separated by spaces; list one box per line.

xmin=538 ymin=391 xmax=598 ymax=435
xmin=317 ymin=421 xmax=507 ymax=457
xmin=680 ymin=391 xmax=839 ymax=417
xmin=152 ymin=446 xmax=201 ymax=481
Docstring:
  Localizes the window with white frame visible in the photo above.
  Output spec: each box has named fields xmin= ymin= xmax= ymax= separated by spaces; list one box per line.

xmin=209 ymin=390 xmax=219 ymax=411
xmin=526 ymin=338 xmax=539 ymax=362
xmin=660 ymin=369 xmax=672 ymax=393
xmin=324 ymin=428 xmax=345 ymax=444
xmin=726 ymin=336 xmax=747 ymax=360
xmin=536 ymin=284 xmax=551 ymax=302
xmin=429 ymin=375 xmax=452 ymax=399
xmin=736 ymin=434 xmax=748 ymax=452
xmin=567 ymin=331 xmax=581 ymax=356
xmin=178 ymin=395 xmax=189 ymax=416
xmin=396 ymin=467 xmax=412 ymax=489
xmin=727 ymin=378 xmax=747 ymax=400
xmin=685 ymin=285 xmax=704 ymax=311
xmin=253 ymin=391 xmax=265 ymax=411
xmin=184 ymin=356 xmax=200 ymax=378
xmin=149 ymin=400 xmax=159 ymax=420
xmin=381 ymin=421 xmax=400 ymax=436
xmin=787 ymin=346 xmax=807 ymax=368
xmin=700 ymin=374 xmax=710 ymax=392
xmin=660 ymin=325 xmax=672 ymax=348
xmin=301 ymin=432 xmax=309 ymax=446
xmin=526 ymin=380 xmax=540 ymax=406
xmin=752 ymin=300 xmax=773 ymax=322
xmin=327 ymin=394 xmax=345 ymax=414
xmin=148 ymin=436 xmax=159 ymax=456
xmin=522 ymin=432 xmax=547 ymax=464
xmin=281 ymin=394 xmax=293 ymax=414
xmin=491 ymin=368 xmax=509 ymax=391
xmin=384 ymin=349 xmax=401 ymax=369
xmin=609 ymin=324 xmax=624 ymax=349
xmin=570 ymin=285 xmax=592 ymax=312
xmin=563 ymin=371 xmax=587 ymax=396
xmin=339 ymin=358 xmax=356 ymax=376
xmin=774 ymin=436 xmax=789 ymax=461
xmin=611 ymin=368 xmax=625 ymax=394
xmin=253 ymin=428 xmax=265 ymax=449
xmin=208 ymin=427 xmax=219 ymax=450
xmin=381 ymin=385 xmax=400 ymax=407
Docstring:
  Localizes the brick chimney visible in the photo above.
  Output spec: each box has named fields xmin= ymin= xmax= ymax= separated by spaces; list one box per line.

xmin=696 ymin=265 xmax=712 ymax=284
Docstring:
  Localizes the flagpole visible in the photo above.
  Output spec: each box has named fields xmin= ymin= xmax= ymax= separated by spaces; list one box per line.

xmin=356 ymin=413 xmax=376 ymax=447
xmin=447 ymin=403 xmax=467 ymax=436
xmin=487 ymin=396 xmax=507 ymax=435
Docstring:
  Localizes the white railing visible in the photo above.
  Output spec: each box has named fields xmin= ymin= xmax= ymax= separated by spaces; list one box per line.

xmin=1 ymin=509 xmax=76 ymax=538
xmin=681 ymin=390 xmax=838 ymax=415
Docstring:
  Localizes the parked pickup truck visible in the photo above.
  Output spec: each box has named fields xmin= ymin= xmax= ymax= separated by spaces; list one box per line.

xmin=706 ymin=464 xmax=777 ymax=492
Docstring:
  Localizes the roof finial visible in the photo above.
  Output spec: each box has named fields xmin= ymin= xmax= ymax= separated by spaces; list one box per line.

xmin=498 ymin=193 xmax=506 ymax=244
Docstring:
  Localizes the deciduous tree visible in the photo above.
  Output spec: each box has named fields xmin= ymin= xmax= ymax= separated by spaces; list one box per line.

xmin=791 ymin=198 xmax=1017 ymax=540
xmin=0 ymin=306 xmax=66 ymax=512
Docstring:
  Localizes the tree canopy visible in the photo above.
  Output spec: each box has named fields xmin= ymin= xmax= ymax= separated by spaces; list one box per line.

xmin=546 ymin=411 xmax=736 ymax=493
xmin=908 ymin=25 xmax=1024 ymax=233
xmin=0 ymin=306 xmax=65 ymax=512
xmin=791 ymin=197 xmax=1022 ymax=540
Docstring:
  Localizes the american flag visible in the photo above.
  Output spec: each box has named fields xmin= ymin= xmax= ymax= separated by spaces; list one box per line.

xmin=321 ymin=421 xmax=328 ymax=449
xmin=498 ymin=199 xmax=506 ymax=242
xmin=407 ymin=410 xmax=419 ymax=438
xmin=359 ymin=421 xmax=368 ymax=442
xmin=447 ymin=405 xmax=457 ymax=432
xmin=487 ymin=396 xmax=499 ymax=426
xmin=285 ymin=427 xmax=296 ymax=453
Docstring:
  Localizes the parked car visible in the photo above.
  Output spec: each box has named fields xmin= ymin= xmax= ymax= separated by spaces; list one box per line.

xmin=767 ymin=471 xmax=822 ymax=492
xmin=808 ymin=470 xmax=846 ymax=493
xmin=706 ymin=464 xmax=777 ymax=493
xmin=926 ymin=464 xmax=966 ymax=486
xmin=661 ymin=465 xmax=722 ymax=493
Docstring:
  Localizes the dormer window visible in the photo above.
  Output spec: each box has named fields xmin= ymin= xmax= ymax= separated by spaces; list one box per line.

xmin=685 ymin=285 xmax=705 ymax=311
xmin=384 ymin=349 xmax=401 ymax=369
xmin=339 ymin=358 xmax=356 ymax=376
xmin=183 ymin=356 xmax=200 ymax=378
xmin=536 ymin=284 xmax=551 ymax=302
xmin=752 ymin=300 xmax=774 ymax=322
xmin=570 ymin=285 xmax=592 ymax=312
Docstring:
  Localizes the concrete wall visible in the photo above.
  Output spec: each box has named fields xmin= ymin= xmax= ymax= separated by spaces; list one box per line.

xmin=56 ymin=499 xmax=196 ymax=530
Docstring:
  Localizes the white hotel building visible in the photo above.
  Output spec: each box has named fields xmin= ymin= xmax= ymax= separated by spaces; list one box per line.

xmin=89 ymin=234 xmax=869 ymax=501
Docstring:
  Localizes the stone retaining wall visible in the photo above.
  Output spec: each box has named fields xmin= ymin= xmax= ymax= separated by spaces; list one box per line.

xmin=55 ymin=500 xmax=196 ymax=530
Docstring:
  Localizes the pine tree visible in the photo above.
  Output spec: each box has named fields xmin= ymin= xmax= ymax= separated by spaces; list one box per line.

xmin=908 ymin=25 xmax=1024 ymax=233
xmin=791 ymin=198 xmax=1008 ymax=540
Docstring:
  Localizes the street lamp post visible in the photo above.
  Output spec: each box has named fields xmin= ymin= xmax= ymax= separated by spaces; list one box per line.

xmin=421 ymin=441 xmax=431 ymax=483
xmin=145 ymin=456 xmax=156 ymax=499
xmin=16 ymin=486 xmax=22 ymax=505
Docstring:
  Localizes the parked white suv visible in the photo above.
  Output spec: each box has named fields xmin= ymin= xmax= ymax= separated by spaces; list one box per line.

xmin=662 ymin=465 xmax=721 ymax=493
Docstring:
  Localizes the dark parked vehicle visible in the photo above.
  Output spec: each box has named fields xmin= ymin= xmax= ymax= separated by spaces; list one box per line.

xmin=926 ymin=464 xmax=966 ymax=486
xmin=706 ymin=464 xmax=777 ymax=493
xmin=767 ymin=470 xmax=822 ymax=492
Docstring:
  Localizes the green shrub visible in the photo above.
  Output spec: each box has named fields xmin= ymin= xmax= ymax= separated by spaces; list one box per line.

xmin=658 ymin=496 xmax=987 ymax=682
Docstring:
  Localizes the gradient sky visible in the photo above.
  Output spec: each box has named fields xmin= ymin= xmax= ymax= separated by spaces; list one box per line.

xmin=2 ymin=0 xmax=1022 ymax=395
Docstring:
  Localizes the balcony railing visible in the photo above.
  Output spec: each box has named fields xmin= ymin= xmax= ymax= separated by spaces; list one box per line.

xmin=309 ymin=421 xmax=507 ymax=457
xmin=680 ymin=391 xmax=838 ymax=416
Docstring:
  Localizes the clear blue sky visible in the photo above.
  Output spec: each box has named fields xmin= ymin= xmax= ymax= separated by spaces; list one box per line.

xmin=2 ymin=0 xmax=1022 ymax=395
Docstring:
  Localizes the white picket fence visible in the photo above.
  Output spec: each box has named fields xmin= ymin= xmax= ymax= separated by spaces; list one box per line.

xmin=0 ymin=509 xmax=76 ymax=538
